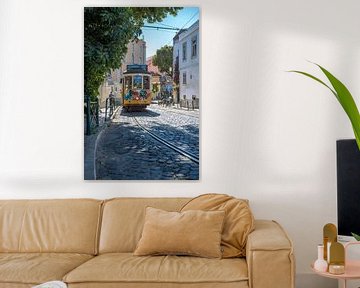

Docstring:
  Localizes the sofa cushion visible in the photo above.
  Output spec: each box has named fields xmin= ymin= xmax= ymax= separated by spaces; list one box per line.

xmin=99 ymin=198 xmax=190 ymax=253
xmin=63 ymin=253 xmax=248 ymax=285
xmin=0 ymin=253 xmax=93 ymax=285
xmin=134 ymin=207 xmax=225 ymax=258
xmin=0 ymin=199 xmax=103 ymax=254
xmin=181 ymin=194 xmax=254 ymax=258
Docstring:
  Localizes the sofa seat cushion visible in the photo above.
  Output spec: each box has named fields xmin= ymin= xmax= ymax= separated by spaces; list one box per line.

xmin=0 ymin=253 xmax=93 ymax=285
xmin=64 ymin=253 xmax=248 ymax=285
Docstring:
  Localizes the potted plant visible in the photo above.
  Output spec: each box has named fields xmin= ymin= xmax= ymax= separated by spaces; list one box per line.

xmin=290 ymin=63 xmax=360 ymax=240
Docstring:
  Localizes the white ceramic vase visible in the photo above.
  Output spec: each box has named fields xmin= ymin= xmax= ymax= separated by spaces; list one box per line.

xmin=314 ymin=244 xmax=328 ymax=272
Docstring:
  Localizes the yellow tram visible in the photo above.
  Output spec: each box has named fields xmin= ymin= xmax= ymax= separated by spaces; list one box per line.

xmin=122 ymin=64 xmax=152 ymax=111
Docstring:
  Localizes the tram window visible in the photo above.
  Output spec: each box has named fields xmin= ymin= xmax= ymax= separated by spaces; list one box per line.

xmin=133 ymin=75 xmax=142 ymax=89
xmin=143 ymin=76 xmax=150 ymax=89
xmin=125 ymin=76 xmax=132 ymax=89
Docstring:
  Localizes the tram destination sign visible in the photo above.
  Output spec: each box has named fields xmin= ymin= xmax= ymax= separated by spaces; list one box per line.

xmin=126 ymin=64 xmax=148 ymax=73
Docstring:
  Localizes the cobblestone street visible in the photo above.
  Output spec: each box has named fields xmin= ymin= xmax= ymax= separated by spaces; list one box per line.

xmin=95 ymin=105 xmax=199 ymax=180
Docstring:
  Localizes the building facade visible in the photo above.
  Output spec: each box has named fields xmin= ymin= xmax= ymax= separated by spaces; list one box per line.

xmin=173 ymin=21 xmax=199 ymax=109
xmin=121 ymin=39 xmax=146 ymax=72
xmin=146 ymin=56 xmax=160 ymax=74
xmin=99 ymin=39 xmax=147 ymax=107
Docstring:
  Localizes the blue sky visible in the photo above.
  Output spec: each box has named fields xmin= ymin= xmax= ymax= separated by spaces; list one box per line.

xmin=142 ymin=7 xmax=200 ymax=57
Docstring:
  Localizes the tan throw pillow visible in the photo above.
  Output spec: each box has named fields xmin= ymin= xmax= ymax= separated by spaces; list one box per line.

xmin=134 ymin=207 xmax=225 ymax=258
xmin=181 ymin=193 xmax=254 ymax=258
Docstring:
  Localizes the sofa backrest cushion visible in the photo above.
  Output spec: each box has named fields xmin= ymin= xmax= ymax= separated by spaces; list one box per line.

xmin=99 ymin=198 xmax=190 ymax=253
xmin=0 ymin=199 xmax=102 ymax=254
xmin=181 ymin=194 xmax=254 ymax=258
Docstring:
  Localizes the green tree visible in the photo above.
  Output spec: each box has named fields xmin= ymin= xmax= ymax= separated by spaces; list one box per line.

xmin=153 ymin=45 xmax=173 ymax=76
xmin=152 ymin=83 xmax=160 ymax=93
xmin=84 ymin=7 xmax=181 ymax=100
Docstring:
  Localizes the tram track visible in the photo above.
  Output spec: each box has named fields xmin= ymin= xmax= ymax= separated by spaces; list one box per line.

xmin=133 ymin=116 xmax=199 ymax=165
xmin=150 ymin=106 xmax=199 ymax=118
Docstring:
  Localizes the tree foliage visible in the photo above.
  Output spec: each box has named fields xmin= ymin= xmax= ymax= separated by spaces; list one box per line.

xmin=152 ymin=83 xmax=160 ymax=93
xmin=153 ymin=45 xmax=173 ymax=76
xmin=84 ymin=7 xmax=181 ymax=99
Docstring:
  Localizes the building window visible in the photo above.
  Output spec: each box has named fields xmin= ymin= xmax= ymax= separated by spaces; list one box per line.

xmin=183 ymin=72 xmax=187 ymax=84
xmin=182 ymin=42 xmax=187 ymax=61
xmin=191 ymin=36 xmax=197 ymax=58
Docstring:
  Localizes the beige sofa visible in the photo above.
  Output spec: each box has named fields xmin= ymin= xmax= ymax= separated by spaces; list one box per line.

xmin=0 ymin=198 xmax=295 ymax=288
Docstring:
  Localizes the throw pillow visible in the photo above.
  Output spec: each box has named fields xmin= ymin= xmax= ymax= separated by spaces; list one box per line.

xmin=181 ymin=193 xmax=254 ymax=258
xmin=134 ymin=207 xmax=225 ymax=258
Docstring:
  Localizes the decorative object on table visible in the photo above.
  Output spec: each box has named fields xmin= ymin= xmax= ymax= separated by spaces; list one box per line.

xmin=314 ymin=244 xmax=328 ymax=272
xmin=318 ymin=223 xmax=346 ymax=275
xmin=289 ymin=62 xmax=360 ymax=150
xmin=32 ymin=281 xmax=67 ymax=288
xmin=329 ymin=242 xmax=345 ymax=275
xmin=323 ymin=223 xmax=337 ymax=262
xmin=312 ymin=238 xmax=360 ymax=288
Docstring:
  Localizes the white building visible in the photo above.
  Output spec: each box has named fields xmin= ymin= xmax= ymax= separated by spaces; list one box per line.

xmin=173 ymin=20 xmax=199 ymax=108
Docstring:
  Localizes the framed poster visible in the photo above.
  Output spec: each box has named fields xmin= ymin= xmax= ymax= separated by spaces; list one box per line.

xmin=84 ymin=7 xmax=200 ymax=180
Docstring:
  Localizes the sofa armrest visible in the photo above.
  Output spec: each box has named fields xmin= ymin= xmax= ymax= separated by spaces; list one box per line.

xmin=246 ymin=220 xmax=295 ymax=288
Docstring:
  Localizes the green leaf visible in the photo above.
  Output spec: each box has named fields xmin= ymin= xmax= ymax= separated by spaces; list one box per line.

xmin=288 ymin=70 xmax=337 ymax=99
xmin=316 ymin=64 xmax=360 ymax=151
xmin=351 ymin=232 xmax=360 ymax=241
xmin=289 ymin=64 xmax=360 ymax=150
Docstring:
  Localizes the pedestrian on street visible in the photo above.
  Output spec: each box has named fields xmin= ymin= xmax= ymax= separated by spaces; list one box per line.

xmin=109 ymin=91 xmax=115 ymax=108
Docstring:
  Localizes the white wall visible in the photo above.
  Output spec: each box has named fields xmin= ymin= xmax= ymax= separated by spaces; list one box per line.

xmin=1 ymin=0 xmax=359 ymax=287
xmin=179 ymin=21 xmax=200 ymax=100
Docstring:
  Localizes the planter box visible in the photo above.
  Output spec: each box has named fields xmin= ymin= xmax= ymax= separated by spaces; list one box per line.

xmin=337 ymin=139 xmax=360 ymax=238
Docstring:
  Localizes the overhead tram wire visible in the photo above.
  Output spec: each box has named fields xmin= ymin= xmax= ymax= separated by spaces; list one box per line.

xmin=143 ymin=21 xmax=179 ymax=30
xmin=157 ymin=22 xmax=179 ymax=29
xmin=142 ymin=11 xmax=199 ymax=42
xmin=142 ymin=25 xmax=180 ymax=31
xmin=142 ymin=29 xmax=178 ymax=34
xmin=142 ymin=11 xmax=200 ymax=51
xmin=178 ymin=11 xmax=199 ymax=31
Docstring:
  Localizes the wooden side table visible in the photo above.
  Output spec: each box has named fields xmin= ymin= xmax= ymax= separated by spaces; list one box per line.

xmin=311 ymin=242 xmax=360 ymax=288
